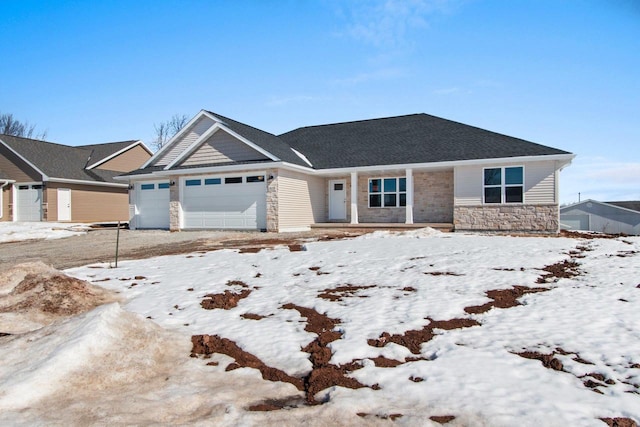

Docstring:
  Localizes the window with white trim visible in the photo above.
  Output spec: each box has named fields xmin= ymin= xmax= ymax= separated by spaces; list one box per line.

xmin=369 ymin=177 xmax=406 ymax=207
xmin=483 ymin=166 xmax=524 ymax=204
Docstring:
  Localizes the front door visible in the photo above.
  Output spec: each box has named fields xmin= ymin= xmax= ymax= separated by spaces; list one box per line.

xmin=328 ymin=179 xmax=347 ymax=220
xmin=57 ymin=188 xmax=71 ymax=221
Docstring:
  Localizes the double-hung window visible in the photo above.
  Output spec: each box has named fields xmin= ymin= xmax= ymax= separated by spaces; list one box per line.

xmin=369 ymin=177 xmax=406 ymax=207
xmin=483 ymin=166 xmax=524 ymax=204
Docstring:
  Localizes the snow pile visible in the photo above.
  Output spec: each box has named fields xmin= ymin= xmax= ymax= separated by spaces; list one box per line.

xmin=0 ymin=222 xmax=90 ymax=243
xmin=0 ymin=262 xmax=119 ymax=333
xmin=0 ymin=303 xmax=304 ymax=425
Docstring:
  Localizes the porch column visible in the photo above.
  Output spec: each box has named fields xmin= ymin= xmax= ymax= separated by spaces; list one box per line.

xmin=405 ymin=168 xmax=414 ymax=224
xmin=350 ymin=171 xmax=359 ymax=224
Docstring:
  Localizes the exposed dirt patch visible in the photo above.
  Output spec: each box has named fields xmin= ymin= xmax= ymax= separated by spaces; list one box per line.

xmin=241 ymin=313 xmax=267 ymax=320
xmin=514 ymin=348 xmax=616 ymax=393
xmin=317 ymin=284 xmax=376 ymax=301
xmin=368 ymin=317 xmax=480 ymax=354
xmin=201 ymin=289 xmax=251 ymax=310
xmin=402 ymin=286 xmax=417 ymax=292
xmin=615 ymin=251 xmax=638 ymax=258
xmin=193 ymin=303 xmax=367 ymax=407
xmin=560 ymin=230 xmax=624 ymax=240
xmin=600 ymin=417 xmax=638 ymax=427
xmin=464 ymin=285 xmax=549 ymax=314
xmin=424 ymin=271 xmax=463 ymax=276
xmin=370 ymin=356 xmax=404 ymax=368
xmin=357 ymin=412 xmax=403 ymax=421
xmin=247 ymin=396 xmax=307 ymax=411
xmin=191 ymin=334 xmax=304 ymax=390
xmin=430 ymin=415 xmax=456 ymax=424
xmin=536 ymin=259 xmax=581 ymax=283
xmin=515 ymin=350 xmax=564 ymax=371
xmin=282 ymin=303 xmax=367 ymax=404
xmin=0 ymin=262 xmax=119 ymax=333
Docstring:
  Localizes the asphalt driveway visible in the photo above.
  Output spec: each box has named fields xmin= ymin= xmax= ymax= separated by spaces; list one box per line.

xmin=0 ymin=228 xmax=367 ymax=271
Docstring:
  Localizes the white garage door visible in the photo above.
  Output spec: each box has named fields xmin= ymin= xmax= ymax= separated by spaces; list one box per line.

xmin=181 ymin=174 xmax=266 ymax=230
xmin=135 ymin=182 xmax=170 ymax=229
xmin=15 ymin=184 xmax=42 ymax=221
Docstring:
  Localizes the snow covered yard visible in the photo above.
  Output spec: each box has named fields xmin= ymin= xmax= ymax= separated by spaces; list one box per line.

xmin=1 ymin=229 xmax=639 ymax=426
xmin=0 ymin=222 xmax=90 ymax=243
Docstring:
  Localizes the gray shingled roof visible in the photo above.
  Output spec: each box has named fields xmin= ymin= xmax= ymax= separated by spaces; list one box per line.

xmin=279 ymin=113 xmax=571 ymax=169
xmin=607 ymin=201 xmax=640 ymax=213
xmin=81 ymin=140 xmax=141 ymax=168
xmin=206 ymin=111 xmax=308 ymax=167
xmin=0 ymin=134 xmax=137 ymax=183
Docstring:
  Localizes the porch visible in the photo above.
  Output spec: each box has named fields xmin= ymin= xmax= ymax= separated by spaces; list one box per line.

xmin=311 ymin=222 xmax=454 ymax=232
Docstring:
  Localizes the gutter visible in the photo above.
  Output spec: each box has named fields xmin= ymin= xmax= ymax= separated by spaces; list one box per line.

xmin=116 ymin=153 xmax=576 ymax=181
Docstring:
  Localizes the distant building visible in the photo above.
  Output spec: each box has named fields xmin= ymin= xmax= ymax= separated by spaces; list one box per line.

xmin=560 ymin=199 xmax=640 ymax=235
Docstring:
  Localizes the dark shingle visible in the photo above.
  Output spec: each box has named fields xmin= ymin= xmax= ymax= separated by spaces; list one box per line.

xmin=80 ymin=140 xmax=141 ymax=167
xmin=0 ymin=134 xmax=139 ymax=183
xmin=279 ymin=113 xmax=571 ymax=169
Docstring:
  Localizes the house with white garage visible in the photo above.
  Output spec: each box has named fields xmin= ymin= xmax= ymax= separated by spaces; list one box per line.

xmin=120 ymin=110 xmax=574 ymax=233
xmin=0 ymin=134 xmax=152 ymax=223
xmin=561 ymin=199 xmax=640 ymax=235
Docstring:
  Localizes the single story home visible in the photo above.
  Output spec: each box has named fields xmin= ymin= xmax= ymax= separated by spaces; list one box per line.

xmin=560 ymin=199 xmax=640 ymax=235
xmin=0 ymin=134 xmax=152 ymax=223
xmin=119 ymin=110 xmax=575 ymax=233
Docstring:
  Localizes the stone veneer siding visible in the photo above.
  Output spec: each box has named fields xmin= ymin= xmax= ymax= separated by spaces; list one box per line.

xmin=356 ymin=170 xmax=454 ymax=223
xmin=454 ymin=204 xmax=559 ymax=233
xmin=169 ymin=175 xmax=181 ymax=231
xmin=266 ymin=168 xmax=278 ymax=232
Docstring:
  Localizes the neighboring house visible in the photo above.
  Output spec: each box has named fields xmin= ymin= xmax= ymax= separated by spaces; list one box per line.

xmin=0 ymin=134 xmax=152 ymax=223
xmin=120 ymin=110 xmax=575 ymax=233
xmin=560 ymin=199 xmax=640 ymax=235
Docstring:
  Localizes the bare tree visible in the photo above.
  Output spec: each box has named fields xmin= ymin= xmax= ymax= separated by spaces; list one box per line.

xmin=0 ymin=112 xmax=48 ymax=140
xmin=152 ymin=114 xmax=188 ymax=151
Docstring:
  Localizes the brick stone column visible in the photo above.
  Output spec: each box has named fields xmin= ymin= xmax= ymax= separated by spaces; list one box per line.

xmin=266 ymin=169 xmax=279 ymax=232
xmin=169 ymin=176 xmax=181 ymax=232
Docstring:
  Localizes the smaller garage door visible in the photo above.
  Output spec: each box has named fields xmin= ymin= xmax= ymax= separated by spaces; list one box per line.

xmin=15 ymin=184 xmax=43 ymax=221
xmin=182 ymin=174 xmax=266 ymax=230
xmin=560 ymin=214 xmax=589 ymax=231
xmin=135 ymin=182 xmax=170 ymax=229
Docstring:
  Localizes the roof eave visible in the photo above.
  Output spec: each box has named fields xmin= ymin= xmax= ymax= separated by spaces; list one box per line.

xmin=46 ymin=177 xmax=128 ymax=188
xmin=312 ymin=153 xmax=576 ymax=175
xmin=0 ymin=136 xmax=49 ymax=180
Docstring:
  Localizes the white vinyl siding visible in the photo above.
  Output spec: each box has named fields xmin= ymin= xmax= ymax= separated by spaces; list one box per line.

xmin=453 ymin=167 xmax=480 ymax=206
xmin=455 ymin=160 xmax=557 ymax=206
xmin=524 ymin=161 xmax=556 ymax=204
xmin=179 ymin=129 xmax=269 ymax=167
xmin=153 ymin=116 xmax=215 ymax=166
xmin=278 ymin=169 xmax=325 ymax=230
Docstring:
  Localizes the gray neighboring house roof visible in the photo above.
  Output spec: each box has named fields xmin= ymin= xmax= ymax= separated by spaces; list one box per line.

xmin=0 ymin=134 xmax=140 ymax=184
xmin=279 ymin=113 xmax=571 ymax=169
xmin=607 ymin=201 xmax=640 ymax=213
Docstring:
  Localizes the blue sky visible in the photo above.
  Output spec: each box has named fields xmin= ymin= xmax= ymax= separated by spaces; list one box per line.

xmin=1 ymin=0 xmax=638 ymax=204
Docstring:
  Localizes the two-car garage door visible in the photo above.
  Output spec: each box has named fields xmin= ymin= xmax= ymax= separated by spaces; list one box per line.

xmin=134 ymin=174 xmax=266 ymax=230
xmin=181 ymin=174 xmax=266 ymax=230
